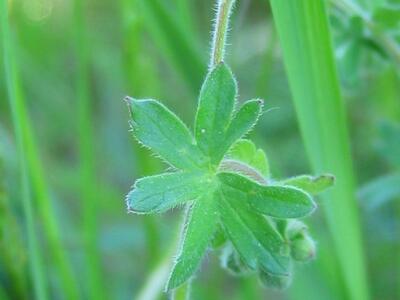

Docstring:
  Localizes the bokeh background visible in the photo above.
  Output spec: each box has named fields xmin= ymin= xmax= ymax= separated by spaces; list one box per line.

xmin=0 ymin=0 xmax=399 ymax=299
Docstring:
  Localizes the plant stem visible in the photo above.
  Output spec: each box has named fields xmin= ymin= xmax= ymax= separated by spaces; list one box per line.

xmin=210 ymin=0 xmax=236 ymax=69
xmin=0 ymin=1 xmax=48 ymax=299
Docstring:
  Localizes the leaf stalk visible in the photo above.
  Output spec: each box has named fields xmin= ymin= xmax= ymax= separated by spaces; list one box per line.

xmin=210 ymin=0 xmax=236 ymax=69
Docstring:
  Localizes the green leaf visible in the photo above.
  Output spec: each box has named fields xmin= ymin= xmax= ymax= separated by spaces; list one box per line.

xmin=223 ymin=100 xmax=264 ymax=157
xmin=228 ymin=139 xmax=269 ymax=177
xmin=282 ymin=174 xmax=335 ymax=195
xmin=127 ymin=97 xmax=208 ymax=170
xmin=167 ymin=190 xmax=218 ymax=290
xmin=194 ymin=63 xmax=237 ymax=164
xmin=218 ymin=172 xmax=315 ymax=218
xmin=217 ymin=186 xmax=291 ymax=276
xmin=126 ymin=172 xmax=208 ymax=214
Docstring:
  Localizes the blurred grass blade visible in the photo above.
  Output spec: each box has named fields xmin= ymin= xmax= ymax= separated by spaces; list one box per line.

xmin=120 ymin=0 xmax=161 ymax=97
xmin=73 ymin=0 xmax=104 ymax=298
xmin=269 ymin=1 xmax=369 ymax=299
xmin=0 ymin=1 xmax=47 ymax=299
xmin=137 ymin=0 xmax=206 ymax=93
xmin=358 ymin=173 xmax=400 ymax=211
xmin=120 ymin=0 xmax=163 ymax=267
xmin=174 ymin=0 xmax=197 ymax=41
xmin=0 ymin=158 xmax=28 ymax=298
xmin=1 ymin=1 xmax=80 ymax=299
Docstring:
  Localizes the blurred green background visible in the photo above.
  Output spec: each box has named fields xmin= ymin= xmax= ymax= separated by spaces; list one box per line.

xmin=0 ymin=0 xmax=399 ymax=299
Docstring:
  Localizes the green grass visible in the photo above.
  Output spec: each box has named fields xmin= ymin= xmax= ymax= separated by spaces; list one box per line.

xmin=1 ymin=0 xmax=399 ymax=299
xmin=73 ymin=0 xmax=104 ymax=298
xmin=1 ymin=1 xmax=80 ymax=299
xmin=269 ymin=1 xmax=369 ymax=299
xmin=137 ymin=0 xmax=206 ymax=93
xmin=1 ymin=1 xmax=48 ymax=299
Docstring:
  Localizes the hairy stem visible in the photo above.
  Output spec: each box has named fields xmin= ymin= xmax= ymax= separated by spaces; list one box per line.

xmin=210 ymin=0 xmax=236 ymax=68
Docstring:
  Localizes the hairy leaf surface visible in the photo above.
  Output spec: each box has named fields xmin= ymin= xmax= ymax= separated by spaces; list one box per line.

xmin=127 ymin=172 xmax=208 ymax=214
xmin=194 ymin=63 xmax=236 ymax=164
xmin=224 ymin=100 xmax=263 ymax=156
xmin=127 ymin=98 xmax=208 ymax=170
xmin=217 ymin=186 xmax=290 ymax=276
xmin=167 ymin=190 xmax=218 ymax=290
xmin=218 ymin=172 xmax=315 ymax=218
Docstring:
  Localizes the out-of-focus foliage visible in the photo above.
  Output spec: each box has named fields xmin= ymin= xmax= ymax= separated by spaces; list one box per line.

xmin=0 ymin=0 xmax=399 ymax=299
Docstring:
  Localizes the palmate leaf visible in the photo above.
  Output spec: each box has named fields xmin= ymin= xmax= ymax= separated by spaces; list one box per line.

xmin=224 ymin=100 xmax=264 ymax=157
xmin=126 ymin=62 xmax=322 ymax=292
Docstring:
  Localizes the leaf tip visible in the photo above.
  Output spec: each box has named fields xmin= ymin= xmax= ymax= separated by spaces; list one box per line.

xmin=259 ymin=271 xmax=292 ymax=290
xmin=124 ymin=95 xmax=133 ymax=104
xmin=256 ymin=98 xmax=264 ymax=106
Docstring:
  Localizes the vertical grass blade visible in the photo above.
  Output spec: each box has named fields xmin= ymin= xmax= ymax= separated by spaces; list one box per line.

xmin=73 ymin=0 xmax=104 ymax=298
xmin=120 ymin=0 xmax=162 ymax=267
xmin=137 ymin=0 xmax=206 ymax=93
xmin=0 ymin=1 xmax=47 ymax=299
xmin=1 ymin=2 xmax=80 ymax=299
xmin=269 ymin=1 xmax=369 ymax=299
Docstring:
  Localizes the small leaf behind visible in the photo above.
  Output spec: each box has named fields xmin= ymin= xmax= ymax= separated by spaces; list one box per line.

xmin=223 ymin=100 xmax=264 ymax=158
xmin=127 ymin=98 xmax=208 ymax=170
xmin=126 ymin=171 xmax=208 ymax=214
xmin=228 ymin=139 xmax=269 ymax=177
xmin=282 ymin=174 xmax=335 ymax=195
xmin=218 ymin=172 xmax=315 ymax=218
